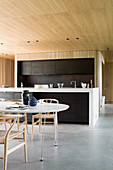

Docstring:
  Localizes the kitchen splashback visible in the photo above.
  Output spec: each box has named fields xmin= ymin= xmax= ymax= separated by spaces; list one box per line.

xmin=18 ymin=74 xmax=94 ymax=88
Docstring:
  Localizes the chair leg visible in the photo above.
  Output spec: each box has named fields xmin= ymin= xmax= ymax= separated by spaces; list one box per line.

xmin=2 ymin=112 xmax=7 ymax=130
xmin=25 ymin=113 xmax=28 ymax=134
xmin=17 ymin=117 xmax=19 ymax=131
xmin=23 ymin=129 xmax=27 ymax=163
xmin=10 ymin=120 xmax=12 ymax=127
xmin=4 ymin=142 xmax=8 ymax=170
xmin=32 ymin=116 xmax=34 ymax=139
xmin=39 ymin=119 xmax=41 ymax=133
xmin=4 ymin=123 xmax=7 ymax=130
xmin=17 ymin=117 xmax=20 ymax=140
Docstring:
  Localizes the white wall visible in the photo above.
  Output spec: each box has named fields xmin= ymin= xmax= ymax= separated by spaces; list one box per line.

xmin=95 ymin=51 xmax=104 ymax=109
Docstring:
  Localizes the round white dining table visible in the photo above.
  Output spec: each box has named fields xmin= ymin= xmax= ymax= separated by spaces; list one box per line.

xmin=0 ymin=101 xmax=69 ymax=161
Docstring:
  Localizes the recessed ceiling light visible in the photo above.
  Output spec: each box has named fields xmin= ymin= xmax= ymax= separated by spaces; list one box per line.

xmin=76 ymin=37 xmax=79 ymax=40
xmin=66 ymin=38 xmax=69 ymax=40
xmin=36 ymin=40 xmax=39 ymax=42
xmin=27 ymin=41 xmax=30 ymax=43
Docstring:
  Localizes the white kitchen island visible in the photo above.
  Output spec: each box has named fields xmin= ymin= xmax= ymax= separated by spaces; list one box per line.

xmin=0 ymin=87 xmax=99 ymax=128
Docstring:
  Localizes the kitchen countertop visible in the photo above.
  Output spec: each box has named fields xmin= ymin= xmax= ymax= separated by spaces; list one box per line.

xmin=0 ymin=87 xmax=98 ymax=93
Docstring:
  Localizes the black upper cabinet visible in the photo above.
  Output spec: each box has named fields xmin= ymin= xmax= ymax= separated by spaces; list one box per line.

xmin=32 ymin=61 xmax=44 ymax=75
xmin=20 ymin=58 xmax=94 ymax=76
xmin=21 ymin=61 xmax=32 ymax=75
xmin=68 ymin=59 xmax=94 ymax=74
xmin=44 ymin=60 xmax=55 ymax=75
xmin=82 ymin=59 xmax=94 ymax=74
xmin=55 ymin=60 xmax=69 ymax=74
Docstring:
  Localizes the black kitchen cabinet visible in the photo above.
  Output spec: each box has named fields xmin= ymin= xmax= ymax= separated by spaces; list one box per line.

xmin=79 ymin=59 xmax=94 ymax=74
xmin=60 ymin=93 xmax=89 ymax=123
xmin=55 ymin=60 xmax=69 ymax=74
xmin=44 ymin=60 xmax=55 ymax=75
xmin=33 ymin=92 xmax=89 ymax=124
xmin=32 ymin=61 xmax=44 ymax=75
xmin=21 ymin=61 xmax=32 ymax=75
xmin=19 ymin=58 xmax=94 ymax=76
xmin=68 ymin=59 xmax=94 ymax=74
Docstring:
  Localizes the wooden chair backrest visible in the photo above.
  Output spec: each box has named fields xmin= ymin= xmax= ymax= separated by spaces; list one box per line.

xmin=38 ymin=99 xmax=59 ymax=114
xmin=8 ymin=99 xmax=22 ymax=102
xmin=0 ymin=114 xmax=21 ymax=140
xmin=0 ymin=114 xmax=22 ymax=120
xmin=38 ymin=98 xmax=59 ymax=104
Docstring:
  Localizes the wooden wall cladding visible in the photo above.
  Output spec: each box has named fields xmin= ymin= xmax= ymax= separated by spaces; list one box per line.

xmin=102 ymin=51 xmax=113 ymax=103
xmin=0 ymin=58 xmax=14 ymax=87
xmin=16 ymin=51 xmax=96 ymax=61
xmin=104 ymin=62 xmax=113 ymax=103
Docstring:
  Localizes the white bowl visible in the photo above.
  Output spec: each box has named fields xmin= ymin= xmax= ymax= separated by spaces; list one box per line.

xmin=81 ymin=83 xmax=86 ymax=88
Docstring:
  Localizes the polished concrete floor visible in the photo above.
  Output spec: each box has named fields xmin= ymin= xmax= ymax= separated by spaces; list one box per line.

xmin=1 ymin=104 xmax=113 ymax=170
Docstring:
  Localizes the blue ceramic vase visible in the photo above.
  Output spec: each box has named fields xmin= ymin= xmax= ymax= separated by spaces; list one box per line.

xmin=28 ymin=97 xmax=37 ymax=106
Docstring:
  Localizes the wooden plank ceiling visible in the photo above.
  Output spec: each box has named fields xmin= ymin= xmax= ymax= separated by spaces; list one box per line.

xmin=0 ymin=0 xmax=112 ymax=56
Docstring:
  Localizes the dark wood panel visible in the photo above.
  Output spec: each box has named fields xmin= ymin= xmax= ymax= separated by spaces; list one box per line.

xmin=55 ymin=60 xmax=69 ymax=74
xmin=32 ymin=61 xmax=44 ymax=75
xmin=68 ymin=58 xmax=94 ymax=74
xmin=18 ymin=74 xmax=94 ymax=88
xmin=44 ymin=60 xmax=55 ymax=75
xmin=33 ymin=92 xmax=89 ymax=124
xmin=21 ymin=61 xmax=32 ymax=75
xmin=18 ymin=58 xmax=94 ymax=76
